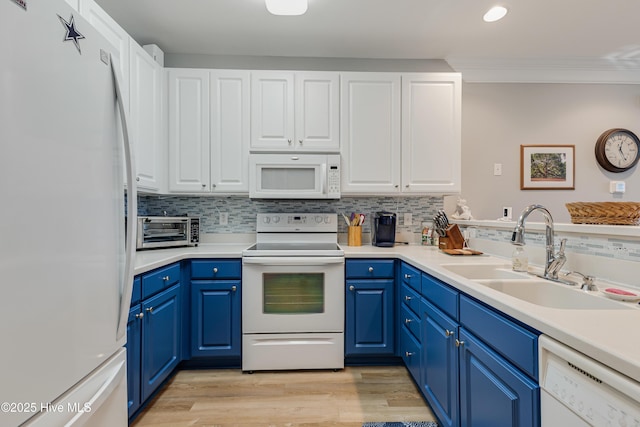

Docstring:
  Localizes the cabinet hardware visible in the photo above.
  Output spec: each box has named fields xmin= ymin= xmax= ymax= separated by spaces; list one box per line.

xmin=404 ymin=295 xmax=412 ymax=301
xmin=404 ymin=274 xmax=412 ymax=279
xmin=405 ymin=318 xmax=412 ymax=324
xmin=445 ymin=329 xmax=454 ymax=337
xmin=298 ymin=139 xmax=303 ymax=144
xmin=162 ymin=276 xmax=170 ymax=281
xmin=288 ymin=139 xmax=292 ymax=144
xmin=135 ymin=312 xmax=144 ymax=319
xmin=146 ymin=307 xmax=154 ymax=314
xmin=231 ymin=285 xmax=237 ymax=292
xmin=213 ymin=267 xmax=218 ymax=273
xmin=368 ymin=266 xmax=374 ymax=272
xmin=405 ymin=351 xmax=415 ymax=357
xmin=349 ymin=285 xmax=355 ymax=291
xmin=455 ymin=339 xmax=465 ymax=347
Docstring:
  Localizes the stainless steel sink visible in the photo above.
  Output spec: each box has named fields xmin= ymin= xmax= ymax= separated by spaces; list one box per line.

xmin=475 ymin=279 xmax=632 ymax=310
xmin=441 ymin=263 xmax=529 ymax=280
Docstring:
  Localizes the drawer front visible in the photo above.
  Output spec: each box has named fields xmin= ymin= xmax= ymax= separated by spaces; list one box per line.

xmin=191 ymin=259 xmax=241 ymax=280
xmin=142 ymin=263 xmax=181 ymax=300
xmin=131 ymin=276 xmax=142 ymax=306
xmin=400 ymin=325 xmax=422 ymax=384
xmin=400 ymin=303 xmax=421 ymax=342
xmin=422 ymin=273 xmax=459 ymax=320
xmin=345 ymin=259 xmax=395 ymax=279
xmin=460 ymin=295 xmax=538 ymax=379
xmin=400 ymin=262 xmax=421 ymax=292
xmin=399 ymin=282 xmax=422 ymax=317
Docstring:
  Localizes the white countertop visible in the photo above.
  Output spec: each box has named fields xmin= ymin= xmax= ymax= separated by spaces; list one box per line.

xmin=134 ymin=243 xmax=640 ymax=383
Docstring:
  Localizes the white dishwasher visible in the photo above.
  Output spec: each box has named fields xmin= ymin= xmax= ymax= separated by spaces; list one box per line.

xmin=539 ymin=335 xmax=640 ymax=426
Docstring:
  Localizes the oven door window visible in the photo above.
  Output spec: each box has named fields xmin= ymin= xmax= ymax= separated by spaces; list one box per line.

xmin=263 ymin=273 xmax=324 ymax=314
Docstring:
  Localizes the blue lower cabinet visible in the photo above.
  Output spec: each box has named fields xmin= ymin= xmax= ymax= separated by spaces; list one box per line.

xmin=126 ymin=305 xmax=142 ymax=418
xmin=422 ymin=300 xmax=459 ymax=427
xmin=345 ymin=279 xmax=395 ymax=356
xmin=190 ymin=280 xmax=241 ymax=358
xmin=141 ymin=283 xmax=182 ymax=402
xmin=400 ymin=324 xmax=421 ymax=383
xmin=458 ymin=329 xmax=539 ymax=427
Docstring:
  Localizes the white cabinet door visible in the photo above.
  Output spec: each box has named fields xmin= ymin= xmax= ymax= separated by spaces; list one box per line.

xmin=79 ymin=0 xmax=129 ymax=111
xmin=401 ymin=73 xmax=461 ymax=194
xmin=251 ymin=72 xmax=295 ymax=150
xmin=210 ymin=70 xmax=250 ymax=193
xmin=129 ymin=41 xmax=163 ymax=192
xmin=295 ymin=72 xmax=340 ymax=152
xmin=167 ymin=69 xmax=211 ymax=193
xmin=340 ymin=73 xmax=401 ymax=194
xmin=65 ymin=0 xmax=80 ymax=11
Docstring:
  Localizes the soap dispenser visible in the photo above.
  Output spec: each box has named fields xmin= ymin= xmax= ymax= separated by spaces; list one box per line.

xmin=512 ymin=246 xmax=528 ymax=272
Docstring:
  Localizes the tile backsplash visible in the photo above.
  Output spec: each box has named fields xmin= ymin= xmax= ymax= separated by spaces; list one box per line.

xmin=138 ymin=195 xmax=444 ymax=235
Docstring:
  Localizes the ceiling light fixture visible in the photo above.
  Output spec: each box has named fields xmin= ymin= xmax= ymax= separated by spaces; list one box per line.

xmin=265 ymin=0 xmax=308 ymax=16
xmin=483 ymin=6 xmax=508 ymax=23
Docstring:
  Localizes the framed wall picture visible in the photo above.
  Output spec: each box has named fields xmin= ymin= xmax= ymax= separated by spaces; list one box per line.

xmin=520 ymin=145 xmax=575 ymax=190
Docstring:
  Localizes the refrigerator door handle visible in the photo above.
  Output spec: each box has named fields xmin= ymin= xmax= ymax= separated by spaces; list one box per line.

xmin=110 ymin=54 xmax=138 ymax=342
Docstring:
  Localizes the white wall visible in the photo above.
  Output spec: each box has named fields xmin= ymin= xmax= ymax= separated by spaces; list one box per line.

xmin=456 ymin=83 xmax=640 ymax=223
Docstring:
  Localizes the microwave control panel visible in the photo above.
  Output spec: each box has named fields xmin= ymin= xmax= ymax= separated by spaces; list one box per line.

xmin=327 ymin=155 xmax=341 ymax=198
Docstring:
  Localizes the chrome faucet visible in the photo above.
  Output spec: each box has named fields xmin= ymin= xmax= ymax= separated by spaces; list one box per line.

xmin=511 ymin=204 xmax=568 ymax=282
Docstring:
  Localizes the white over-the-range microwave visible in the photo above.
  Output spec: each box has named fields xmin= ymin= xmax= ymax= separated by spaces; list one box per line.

xmin=249 ymin=153 xmax=341 ymax=199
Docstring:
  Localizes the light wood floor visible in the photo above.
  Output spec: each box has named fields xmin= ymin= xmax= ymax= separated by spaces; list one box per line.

xmin=130 ymin=366 xmax=436 ymax=427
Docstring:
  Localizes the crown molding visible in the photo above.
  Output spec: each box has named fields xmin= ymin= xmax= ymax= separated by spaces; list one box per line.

xmin=445 ymin=57 xmax=640 ymax=84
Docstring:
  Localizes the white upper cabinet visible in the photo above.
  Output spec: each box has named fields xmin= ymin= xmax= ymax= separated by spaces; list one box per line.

xmin=340 ymin=73 xmax=401 ymax=194
xmin=210 ymin=70 xmax=250 ymax=193
xmin=167 ymin=69 xmax=211 ymax=193
xmin=65 ymin=0 xmax=79 ymax=11
xmin=251 ymin=71 xmax=339 ymax=152
xmin=401 ymin=73 xmax=461 ymax=194
xmin=129 ymin=41 xmax=163 ymax=192
xmin=167 ymin=69 xmax=250 ymax=194
xmin=79 ymin=0 xmax=129 ymax=111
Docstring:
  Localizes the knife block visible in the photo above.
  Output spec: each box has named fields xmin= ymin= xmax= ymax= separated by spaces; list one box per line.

xmin=438 ymin=224 xmax=466 ymax=250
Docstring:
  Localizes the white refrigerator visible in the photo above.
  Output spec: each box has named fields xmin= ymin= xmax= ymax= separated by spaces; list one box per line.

xmin=0 ymin=0 xmax=137 ymax=426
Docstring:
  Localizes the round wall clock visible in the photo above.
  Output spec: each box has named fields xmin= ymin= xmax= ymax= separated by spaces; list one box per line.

xmin=595 ymin=128 xmax=640 ymax=172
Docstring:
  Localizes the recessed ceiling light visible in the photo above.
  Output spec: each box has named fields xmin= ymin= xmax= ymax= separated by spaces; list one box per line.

xmin=483 ymin=6 xmax=508 ymax=23
xmin=265 ymin=0 xmax=308 ymax=16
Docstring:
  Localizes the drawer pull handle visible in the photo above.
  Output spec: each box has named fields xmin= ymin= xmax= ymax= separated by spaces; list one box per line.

xmin=135 ymin=312 xmax=144 ymax=319
xmin=455 ymin=339 xmax=465 ymax=347
xmin=405 ymin=318 xmax=412 ymax=324
xmin=146 ymin=307 xmax=154 ymax=314
xmin=404 ymin=295 xmax=412 ymax=301
xmin=349 ymin=285 xmax=355 ymax=291
xmin=213 ymin=267 xmax=218 ymax=273
xmin=445 ymin=329 xmax=454 ymax=337
xmin=404 ymin=274 xmax=412 ymax=279
xmin=162 ymin=276 xmax=170 ymax=281
xmin=405 ymin=351 xmax=414 ymax=357
xmin=231 ymin=285 xmax=237 ymax=292
xmin=368 ymin=267 xmax=374 ymax=272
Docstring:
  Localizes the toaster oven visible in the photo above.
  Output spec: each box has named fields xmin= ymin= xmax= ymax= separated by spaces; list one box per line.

xmin=136 ymin=216 xmax=199 ymax=250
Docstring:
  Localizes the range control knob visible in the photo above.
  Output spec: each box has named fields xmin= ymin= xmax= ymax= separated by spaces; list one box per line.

xmin=272 ymin=216 xmax=280 ymax=223
xmin=315 ymin=216 xmax=323 ymax=223
xmin=263 ymin=216 xmax=271 ymax=224
xmin=324 ymin=216 xmax=331 ymax=223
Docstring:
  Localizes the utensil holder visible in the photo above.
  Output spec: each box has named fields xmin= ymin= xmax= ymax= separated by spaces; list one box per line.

xmin=438 ymin=224 xmax=465 ymax=250
xmin=347 ymin=226 xmax=362 ymax=246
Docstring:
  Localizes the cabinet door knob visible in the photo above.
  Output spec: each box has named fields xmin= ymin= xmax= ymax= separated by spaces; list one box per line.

xmin=288 ymin=139 xmax=292 ymax=144
xmin=455 ymin=339 xmax=465 ymax=347
xmin=136 ymin=177 xmax=140 ymax=182
xmin=368 ymin=266 xmax=374 ymax=272
xmin=405 ymin=318 xmax=412 ymax=324
xmin=405 ymin=184 xmax=409 ymax=188
xmin=162 ymin=276 xmax=170 ymax=281
xmin=213 ymin=267 xmax=218 ymax=273
xmin=404 ymin=274 xmax=411 ymax=279
xmin=135 ymin=312 xmax=144 ymax=319
xmin=298 ymin=139 xmax=303 ymax=144
xmin=231 ymin=285 xmax=237 ymax=292
xmin=202 ymin=184 xmax=206 ymax=188
xmin=395 ymin=184 xmax=399 ymax=188
xmin=349 ymin=285 xmax=355 ymax=291
xmin=146 ymin=307 xmax=154 ymax=314
xmin=445 ymin=329 xmax=454 ymax=337
xmin=405 ymin=351 xmax=414 ymax=357
xmin=404 ymin=295 xmax=412 ymax=301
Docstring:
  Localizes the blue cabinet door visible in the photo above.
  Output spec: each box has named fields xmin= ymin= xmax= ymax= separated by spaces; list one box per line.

xmin=422 ymin=300 xmax=459 ymax=427
xmin=141 ymin=283 xmax=181 ymax=402
xmin=459 ymin=329 xmax=539 ymax=427
xmin=345 ymin=279 xmax=394 ymax=355
xmin=190 ymin=280 xmax=241 ymax=358
xmin=126 ymin=305 xmax=142 ymax=418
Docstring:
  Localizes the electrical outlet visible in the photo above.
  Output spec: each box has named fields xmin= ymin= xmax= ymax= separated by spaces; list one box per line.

xmin=404 ymin=213 xmax=413 ymax=226
xmin=219 ymin=212 xmax=229 ymax=225
xmin=502 ymin=207 xmax=512 ymax=220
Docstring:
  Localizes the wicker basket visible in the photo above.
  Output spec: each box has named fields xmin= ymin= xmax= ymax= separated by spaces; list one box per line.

xmin=565 ymin=202 xmax=640 ymax=225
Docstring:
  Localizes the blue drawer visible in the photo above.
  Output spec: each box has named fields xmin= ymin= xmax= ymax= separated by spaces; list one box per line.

xmin=460 ymin=295 xmax=538 ymax=379
xmin=346 ymin=259 xmax=395 ymax=279
xmin=400 ymin=303 xmax=421 ymax=342
xmin=131 ymin=276 xmax=142 ymax=306
xmin=400 ymin=325 xmax=422 ymax=384
xmin=400 ymin=262 xmax=421 ymax=292
xmin=400 ymin=282 xmax=422 ymax=317
xmin=191 ymin=259 xmax=241 ymax=280
xmin=422 ymin=273 xmax=459 ymax=320
xmin=142 ymin=262 xmax=181 ymax=300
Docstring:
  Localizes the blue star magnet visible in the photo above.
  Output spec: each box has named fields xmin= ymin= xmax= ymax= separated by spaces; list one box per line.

xmin=57 ymin=14 xmax=85 ymax=54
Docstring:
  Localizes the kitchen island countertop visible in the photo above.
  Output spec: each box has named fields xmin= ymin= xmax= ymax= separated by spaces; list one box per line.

xmin=134 ymin=243 xmax=640 ymax=383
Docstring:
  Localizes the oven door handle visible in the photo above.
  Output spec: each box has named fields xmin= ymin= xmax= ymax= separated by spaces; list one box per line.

xmin=242 ymin=257 xmax=345 ymax=266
